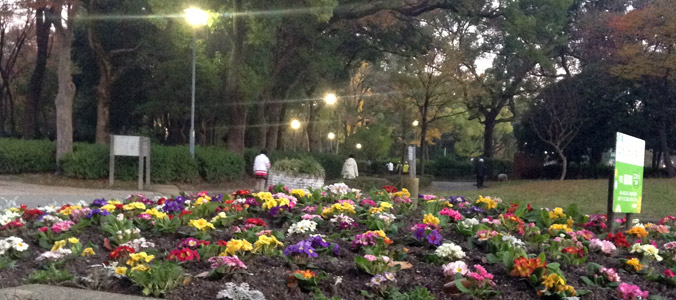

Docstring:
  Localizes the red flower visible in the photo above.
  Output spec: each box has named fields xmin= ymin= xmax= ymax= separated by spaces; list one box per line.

xmin=38 ymin=226 xmax=48 ymax=232
xmin=606 ymin=232 xmax=631 ymax=248
xmin=198 ymin=240 xmax=211 ymax=246
xmin=561 ymin=247 xmax=586 ymax=258
xmin=109 ymin=246 xmax=135 ymax=259
xmin=233 ymin=204 xmax=243 ymax=212
xmin=217 ymin=240 xmax=228 ymax=248
xmin=225 ymin=200 xmax=234 ymax=205
xmin=168 ymin=248 xmax=200 ymax=262
xmin=236 ymin=189 xmax=250 ymax=196
xmin=0 ymin=220 xmax=24 ymax=230
xmin=382 ymin=185 xmax=398 ymax=193
xmin=156 ymin=198 xmax=166 ymax=205
xmin=180 ymin=210 xmax=193 ymax=218
xmin=114 ymin=204 xmax=124 ymax=210
xmin=244 ymin=218 xmax=266 ymax=227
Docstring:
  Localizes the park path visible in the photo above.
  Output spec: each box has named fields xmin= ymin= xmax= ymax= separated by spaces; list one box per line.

xmin=424 ymin=181 xmax=476 ymax=193
xmin=0 ymin=179 xmax=168 ymax=208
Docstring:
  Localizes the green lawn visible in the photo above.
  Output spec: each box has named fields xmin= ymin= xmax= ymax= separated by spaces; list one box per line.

xmin=441 ymin=179 xmax=676 ymax=221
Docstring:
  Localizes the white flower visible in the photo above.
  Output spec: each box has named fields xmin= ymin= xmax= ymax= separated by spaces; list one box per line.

xmin=13 ymin=241 xmax=28 ymax=252
xmin=116 ymin=214 xmax=124 ymax=221
xmin=461 ymin=218 xmax=479 ymax=228
xmin=377 ymin=213 xmax=396 ymax=224
xmin=501 ymin=235 xmax=525 ymax=249
xmin=36 ymin=248 xmax=72 ymax=261
xmin=330 ymin=213 xmax=355 ymax=224
xmin=287 ymin=220 xmax=317 ymax=234
xmin=435 ymin=242 xmax=466 ymax=260
xmin=630 ymin=243 xmax=643 ymax=254
xmin=442 ymin=261 xmax=468 ymax=277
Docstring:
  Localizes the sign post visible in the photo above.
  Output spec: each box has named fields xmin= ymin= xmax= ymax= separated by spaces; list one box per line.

xmin=607 ymin=132 xmax=645 ymax=231
xmin=403 ymin=146 xmax=419 ymax=206
xmin=109 ymin=135 xmax=151 ymax=190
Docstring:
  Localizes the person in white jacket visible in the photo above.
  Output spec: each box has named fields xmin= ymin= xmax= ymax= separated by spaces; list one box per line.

xmin=342 ymin=154 xmax=359 ymax=179
xmin=253 ymin=149 xmax=271 ymax=192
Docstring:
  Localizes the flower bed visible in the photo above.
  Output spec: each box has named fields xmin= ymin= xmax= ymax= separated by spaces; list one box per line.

xmin=0 ymin=183 xmax=675 ymax=300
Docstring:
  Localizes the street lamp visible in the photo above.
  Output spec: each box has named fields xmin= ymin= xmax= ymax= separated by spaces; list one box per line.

xmin=356 ymin=143 xmax=362 ymax=150
xmin=291 ymin=119 xmax=301 ymax=151
xmin=324 ymin=93 xmax=337 ymax=105
xmin=412 ymin=120 xmax=419 ymax=127
xmin=184 ymin=8 xmax=209 ymax=159
xmin=290 ymin=119 xmax=301 ymax=130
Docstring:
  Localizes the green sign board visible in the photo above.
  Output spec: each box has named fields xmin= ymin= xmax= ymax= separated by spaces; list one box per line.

xmin=613 ymin=132 xmax=645 ymax=213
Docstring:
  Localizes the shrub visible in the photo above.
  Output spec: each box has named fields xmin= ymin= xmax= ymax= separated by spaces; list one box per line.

xmin=340 ymin=176 xmax=391 ymax=191
xmin=60 ymin=143 xmax=108 ymax=179
xmin=195 ymin=146 xmax=245 ymax=182
xmin=147 ymin=145 xmax=199 ymax=183
xmin=0 ymin=138 xmax=55 ymax=173
xmin=271 ymin=158 xmax=325 ymax=178
xmin=424 ymin=157 xmax=474 ymax=179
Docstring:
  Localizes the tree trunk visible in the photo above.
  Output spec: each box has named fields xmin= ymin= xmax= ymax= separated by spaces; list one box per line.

xmin=265 ymin=102 xmax=282 ymax=150
xmin=54 ymin=26 xmax=76 ymax=161
xmin=555 ymin=146 xmax=567 ymax=180
xmin=276 ymin=104 xmax=287 ymax=150
xmin=255 ymin=98 xmax=267 ymax=148
xmin=658 ymin=118 xmax=676 ymax=177
xmin=419 ymin=120 xmax=428 ymax=175
xmin=25 ymin=8 xmax=51 ymax=139
xmin=225 ymin=0 xmax=246 ymax=154
xmin=482 ymin=117 xmax=496 ymax=159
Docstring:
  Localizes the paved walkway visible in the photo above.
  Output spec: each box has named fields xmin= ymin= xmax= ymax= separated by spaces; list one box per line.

xmin=425 ymin=181 xmax=477 ymax=193
xmin=0 ymin=180 xmax=168 ymax=208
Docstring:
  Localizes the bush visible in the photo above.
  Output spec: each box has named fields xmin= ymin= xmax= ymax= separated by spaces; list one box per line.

xmin=485 ymin=158 xmax=513 ymax=177
xmin=195 ymin=146 xmax=245 ymax=182
xmin=0 ymin=138 xmax=55 ymax=173
xmin=271 ymin=158 xmax=325 ymax=178
xmin=424 ymin=157 xmax=474 ymax=179
xmin=338 ymin=176 xmax=392 ymax=191
xmin=60 ymin=143 xmax=108 ymax=179
xmin=146 ymin=145 xmax=199 ymax=183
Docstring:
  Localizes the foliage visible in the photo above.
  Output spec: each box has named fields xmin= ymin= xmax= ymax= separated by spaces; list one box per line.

xmin=195 ymin=146 xmax=245 ymax=182
xmin=127 ymin=261 xmax=185 ymax=297
xmin=271 ymin=158 xmax=325 ymax=178
xmin=0 ymin=138 xmax=56 ymax=174
xmin=389 ymin=286 xmax=435 ymax=300
xmin=28 ymin=264 xmax=74 ymax=284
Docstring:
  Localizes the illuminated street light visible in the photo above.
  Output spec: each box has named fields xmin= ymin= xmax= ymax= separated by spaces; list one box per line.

xmin=184 ymin=7 xmax=209 ymax=159
xmin=328 ymin=132 xmax=335 ymax=140
xmin=412 ymin=120 xmax=419 ymax=127
xmin=290 ymin=119 xmax=301 ymax=130
xmin=356 ymin=143 xmax=362 ymax=149
xmin=184 ymin=8 xmax=209 ymax=26
xmin=324 ymin=93 xmax=337 ymax=105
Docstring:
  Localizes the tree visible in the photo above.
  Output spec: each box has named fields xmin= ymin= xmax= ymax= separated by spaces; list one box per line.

xmin=51 ymin=0 xmax=79 ymax=161
xmin=24 ymin=3 xmax=52 ymax=139
xmin=610 ymin=0 xmax=676 ymax=177
xmin=526 ymin=77 xmax=586 ymax=180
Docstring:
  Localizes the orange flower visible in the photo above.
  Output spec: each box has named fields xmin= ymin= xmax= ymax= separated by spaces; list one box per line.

xmin=510 ymin=256 xmax=546 ymax=277
xmin=295 ymin=270 xmax=316 ymax=279
xmin=384 ymin=238 xmax=393 ymax=245
xmin=626 ymin=226 xmax=648 ymax=238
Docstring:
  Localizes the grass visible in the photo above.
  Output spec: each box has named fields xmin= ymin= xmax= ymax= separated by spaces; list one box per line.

xmin=443 ymin=179 xmax=676 ymax=221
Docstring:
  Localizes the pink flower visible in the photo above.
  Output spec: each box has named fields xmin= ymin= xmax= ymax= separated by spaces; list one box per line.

xmin=381 ymin=256 xmax=390 ymax=263
xmin=665 ymin=241 xmax=676 ymax=250
xmin=301 ymin=214 xmax=322 ymax=220
xmin=302 ymin=206 xmax=316 ymax=213
xmin=617 ymin=283 xmax=649 ymax=300
xmin=51 ymin=221 xmax=75 ymax=233
xmin=364 ymin=254 xmax=377 ymax=262
xmin=440 ymin=208 xmax=463 ymax=221
xmin=338 ymin=199 xmax=355 ymax=206
xmin=38 ymin=226 xmax=47 ymax=233
xmin=442 ymin=261 xmax=468 ymax=277
xmin=137 ymin=213 xmax=152 ymax=220
xmin=601 ymin=267 xmax=621 ymax=282
xmin=665 ymin=269 xmax=675 ymax=278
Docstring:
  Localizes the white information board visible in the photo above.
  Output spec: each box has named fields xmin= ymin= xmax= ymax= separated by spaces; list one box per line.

xmin=109 ymin=135 xmax=151 ymax=190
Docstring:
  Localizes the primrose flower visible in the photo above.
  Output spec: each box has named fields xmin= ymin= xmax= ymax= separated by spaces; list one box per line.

xmin=81 ymin=247 xmax=96 ymax=256
xmin=435 ymin=242 xmax=465 ymax=260
xmin=223 ymin=239 xmax=253 ymax=256
xmin=189 ymin=218 xmax=215 ymax=231
xmin=423 ymin=213 xmax=440 ymax=226
xmin=442 ymin=261 xmax=468 ymax=277
xmin=209 ymin=255 xmax=247 ymax=270
xmin=253 ymin=235 xmax=283 ymax=252
xmin=287 ymin=220 xmax=317 ymax=235
xmin=549 ymin=207 xmax=566 ymax=219
xmin=476 ymin=195 xmax=497 ymax=210
xmin=439 ymin=208 xmax=463 ymax=221
xmin=617 ymin=283 xmax=649 ymax=300
xmin=625 ymin=258 xmax=643 ymax=272
xmin=168 ymin=248 xmax=200 ymax=262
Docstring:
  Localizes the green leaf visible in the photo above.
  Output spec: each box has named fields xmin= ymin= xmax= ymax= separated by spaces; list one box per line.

xmin=580 ymin=276 xmax=595 ymax=286
xmin=454 ymin=273 xmax=472 ymax=293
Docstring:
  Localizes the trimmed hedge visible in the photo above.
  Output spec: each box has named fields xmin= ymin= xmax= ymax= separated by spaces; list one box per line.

xmin=0 ymin=138 xmax=56 ymax=173
xmin=196 ymin=146 xmax=245 ymax=182
xmin=424 ymin=157 xmax=475 ymax=179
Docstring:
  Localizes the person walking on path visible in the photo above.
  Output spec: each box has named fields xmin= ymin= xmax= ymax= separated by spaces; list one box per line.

xmin=253 ymin=149 xmax=271 ymax=192
xmin=475 ymin=157 xmax=486 ymax=189
xmin=386 ymin=161 xmax=394 ymax=174
xmin=342 ymin=154 xmax=359 ymax=179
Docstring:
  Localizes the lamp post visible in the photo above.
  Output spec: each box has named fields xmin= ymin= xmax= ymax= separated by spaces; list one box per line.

xmin=324 ymin=93 xmax=338 ymax=154
xmin=356 ymin=143 xmax=362 ymax=150
xmin=184 ymin=8 xmax=209 ymax=159
xmin=290 ymin=119 xmax=301 ymax=152
xmin=327 ymin=132 xmax=335 ymax=153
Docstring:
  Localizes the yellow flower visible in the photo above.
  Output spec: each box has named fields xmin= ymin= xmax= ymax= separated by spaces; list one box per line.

xmin=114 ymin=266 xmax=128 ymax=276
xmin=401 ymin=188 xmax=411 ymax=198
xmin=81 ymin=247 xmax=95 ymax=256
xmin=101 ymin=204 xmax=116 ymax=212
xmin=444 ymin=202 xmax=454 ymax=208
xmin=194 ymin=195 xmax=212 ymax=206
xmin=253 ymin=235 xmax=283 ymax=252
xmin=476 ymin=195 xmax=497 ymax=210
xmin=131 ymin=264 xmax=150 ymax=272
xmin=144 ymin=208 xmax=167 ymax=219
xmin=369 ymin=207 xmax=385 ymax=214
xmin=626 ymin=258 xmax=643 ymax=271
xmin=548 ymin=207 xmax=566 ymax=219
xmin=189 ymin=218 xmax=215 ymax=231
xmin=626 ymin=226 xmax=648 ymax=238
xmin=51 ymin=240 xmax=67 ymax=252
xmin=542 ymin=273 xmax=565 ymax=289
xmin=108 ymin=200 xmax=122 ymax=205
xmin=123 ymin=202 xmax=146 ymax=210
xmin=127 ymin=252 xmax=155 ymax=266
xmin=210 ymin=212 xmax=228 ymax=223
xmin=423 ymin=213 xmax=440 ymax=226
xmin=379 ymin=202 xmax=393 ymax=209
xmin=367 ymin=230 xmax=387 ymax=238
xmin=290 ymin=189 xmax=306 ymax=198
xmin=59 ymin=205 xmax=83 ymax=216
xmin=548 ymin=224 xmax=573 ymax=235
xmin=223 ymin=239 xmax=253 ymax=255
xmin=567 ymin=217 xmax=574 ymax=228
xmin=68 ymin=237 xmax=80 ymax=244
xmin=262 ymin=198 xmax=278 ymax=210
xmin=8 ymin=207 xmax=21 ymax=213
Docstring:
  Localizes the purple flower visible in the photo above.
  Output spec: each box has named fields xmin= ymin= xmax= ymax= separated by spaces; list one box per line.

xmin=92 ymin=198 xmax=108 ymax=207
xmin=448 ymin=196 xmax=466 ymax=204
xmin=332 ymin=243 xmax=340 ymax=256
xmin=283 ymin=240 xmax=318 ymax=258
xmin=245 ymin=198 xmax=260 ymax=206
xmin=213 ymin=194 xmax=223 ymax=202
xmin=174 ymin=196 xmax=187 ymax=204
xmin=308 ymin=236 xmax=330 ymax=248
xmin=86 ymin=209 xmax=110 ymax=218
xmin=163 ymin=200 xmax=185 ymax=213
xmin=177 ymin=238 xmax=200 ymax=249
xmin=414 ymin=227 xmax=426 ymax=240
xmin=470 ymin=206 xmax=485 ymax=213
xmin=426 ymin=230 xmax=442 ymax=246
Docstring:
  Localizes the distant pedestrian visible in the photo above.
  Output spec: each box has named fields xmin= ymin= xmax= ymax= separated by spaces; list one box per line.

xmin=253 ymin=149 xmax=271 ymax=192
xmin=402 ymin=161 xmax=410 ymax=175
xmin=475 ymin=158 xmax=486 ymax=189
xmin=386 ymin=162 xmax=394 ymax=174
xmin=342 ymin=154 xmax=359 ymax=179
